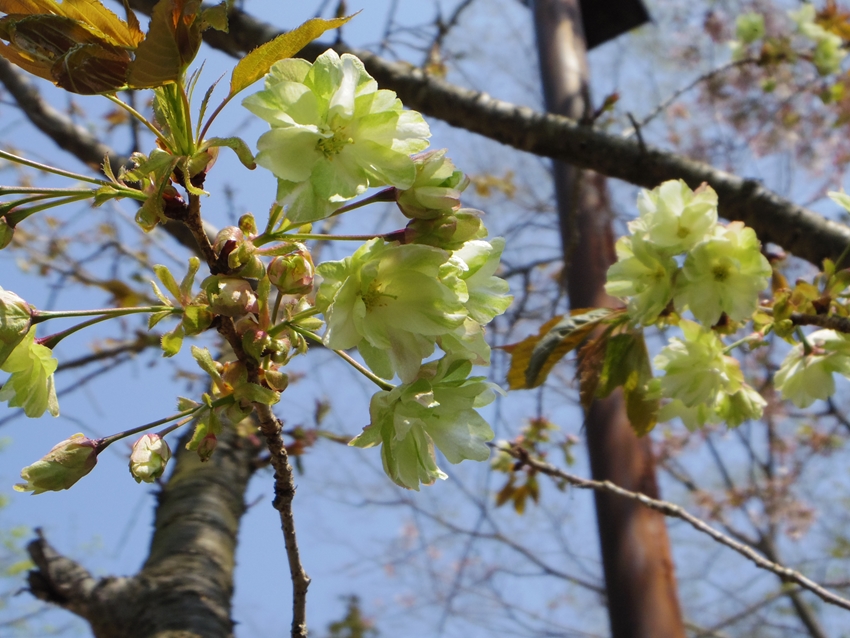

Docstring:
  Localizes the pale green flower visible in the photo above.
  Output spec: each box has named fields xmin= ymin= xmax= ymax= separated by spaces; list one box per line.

xmin=789 ymin=5 xmax=846 ymax=75
xmin=658 ymin=397 xmax=721 ymax=431
xmin=654 ymin=321 xmax=741 ymax=408
xmin=774 ymin=329 xmax=850 ymax=407
xmin=350 ymin=356 xmax=499 ymax=490
xmin=718 ymin=383 xmax=767 ymax=427
xmin=15 ymin=433 xmax=98 ymax=494
xmin=243 ymin=49 xmax=431 ymax=223
xmin=605 ymin=234 xmax=677 ymax=325
xmin=316 ymin=239 xmax=467 ymax=382
xmin=736 ymin=13 xmax=765 ymax=44
xmin=438 ymin=317 xmax=491 ymax=365
xmin=674 ymin=222 xmax=771 ymax=326
xmin=631 ymin=180 xmax=718 ymax=254
xmin=450 ymin=238 xmax=512 ymax=325
xmin=0 ymin=327 xmax=58 ymax=418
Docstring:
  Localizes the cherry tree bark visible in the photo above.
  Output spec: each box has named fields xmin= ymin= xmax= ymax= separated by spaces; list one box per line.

xmin=532 ymin=1 xmax=685 ymax=636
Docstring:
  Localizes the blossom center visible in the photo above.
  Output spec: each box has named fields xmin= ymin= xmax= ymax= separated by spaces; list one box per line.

xmin=362 ymin=279 xmax=396 ymax=311
xmin=316 ymin=123 xmax=354 ymax=158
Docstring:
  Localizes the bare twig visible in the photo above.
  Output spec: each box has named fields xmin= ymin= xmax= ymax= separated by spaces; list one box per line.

xmin=505 ymin=444 xmax=850 ymax=613
xmin=254 ymin=403 xmax=310 ymax=638
xmin=622 ymin=58 xmax=759 ymax=137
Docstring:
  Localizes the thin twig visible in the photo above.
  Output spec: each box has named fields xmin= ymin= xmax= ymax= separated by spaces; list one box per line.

xmin=504 ymin=444 xmax=850 ymax=613
xmin=622 ymin=57 xmax=759 ymax=137
xmin=254 ymin=403 xmax=310 ymax=638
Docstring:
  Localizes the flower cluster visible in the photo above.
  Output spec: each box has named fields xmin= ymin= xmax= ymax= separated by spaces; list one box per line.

xmin=774 ymin=330 xmax=850 ymax=408
xmin=606 ymin=180 xmax=771 ymax=327
xmin=654 ymin=321 xmax=765 ymax=429
xmin=789 ymin=4 xmax=846 ymax=76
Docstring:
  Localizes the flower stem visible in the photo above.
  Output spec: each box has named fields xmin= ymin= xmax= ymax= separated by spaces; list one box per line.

xmin=98 ymin=406 xmax=203 ymax=449
xmin=328 ymin=187 xmax=397 ymax=218
xmin=0 ymin=150 xmax=112 ymax=186
xmin=104 ymin=94 xmax=172 ymax=150
xmin=291 ymin=326 xmax=395 ymax=391
xmin=32 ymin=305 xmax=177 ymax=323
xmin=36 ymin=307 xmax=176 ymax=349
xmin=5 ymin=193 xmax=97 ymax=225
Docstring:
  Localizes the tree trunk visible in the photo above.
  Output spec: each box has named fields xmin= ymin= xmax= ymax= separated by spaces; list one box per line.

xmin=531 ymin=2 xmax=686 ymax=636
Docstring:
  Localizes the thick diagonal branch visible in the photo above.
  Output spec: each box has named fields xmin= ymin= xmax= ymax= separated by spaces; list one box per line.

xmin=145 ymin=0 xmax=850 ymax=268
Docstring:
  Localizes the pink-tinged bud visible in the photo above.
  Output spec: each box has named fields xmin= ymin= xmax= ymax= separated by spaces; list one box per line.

xmin=268 ymin=248 xmax=315 ymax=295
xmin=213 ymin=226 xmax=263 ymax=277
xmin=129 ymin=433 xmax=171 ymax=483
xmin=205 ymin=276 xmax=258 ymax=317
xmin=196 ymin=433 xmax=217 ymax=462
xmin=0 ymin=287 xmax=32 ymax=367
xmin=242 ymin=327 xmax=271 ymax=362
xmin=14 ymin=433 xmax=98 ymax=494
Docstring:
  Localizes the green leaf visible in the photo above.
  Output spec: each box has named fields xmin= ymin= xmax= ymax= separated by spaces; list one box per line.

xmin=504 ymin=308 xmax=620 ymax=390
xmin=234 ymin=382 xmax=279 ymax=406
xmin=228 ymin=15 xmax=352 ymax=98
xmin=148 ymin=309 xmax=173 ymax=329
xmin=596 ymin=331 xmax=657 ymax=436
xmin=0 ymin=328 xmax=58 ymax=418
xmin=180 ymin=256 xmax=201 ymax=300
xmin=177 ymin=396 xmax=200 ymax=411
xmin=181 ymin=305 xmax=213 ymax=335
xmin=161 ymin=324 xmax=184 ymax=357
xmin=191 ymin=346 xmax=224 ymax=385
xmin=154 ymin=264 xmax=181 ymax=301
xmin=148 ymin=279 xmax=172 ymax=306
xmin=202 ymin=136 xmax=256 ymax=169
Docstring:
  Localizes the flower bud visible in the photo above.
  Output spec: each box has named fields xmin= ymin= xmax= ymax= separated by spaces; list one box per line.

xmin=204 ymin=276 xmax=258 ymax=317
xmin=242 ymin=326 xmax=271 ymax=362
xmin=196 ymin=433 xmax=217 ymax=462
xmin=0 ymin=287 xmax=32 ymax=366
xmin=405 ymin=209 xmax=484 ymax=250
xmin=268 ymin=247 xmax=315 ymax=295
xmin=397 ymin=150 xmax=469 ymax=219
xmin=238 ymin=213 xmax=258 ymax=238
xmin=129 ymin=434 xmax=171 ymax=483
xmin=263 ymin=368 xmax=289 ymax=392
xmin=14 ymin=433 xmax=98 ymax=494
xmin=213 ymin=226 xmax=263 ymax=277
xmin=0 ymin=217 xmax=14 ymax=250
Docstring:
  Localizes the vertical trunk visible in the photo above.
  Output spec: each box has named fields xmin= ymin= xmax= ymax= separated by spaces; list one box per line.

xmin=531 ymin=2 xmax=686 ymax=636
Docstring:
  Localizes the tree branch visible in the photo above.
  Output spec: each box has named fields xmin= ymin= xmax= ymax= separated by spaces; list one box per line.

xmin=504 ymin=444 xmax=850 ymax=614
xmin=153 ymin=0 xmax=850 ymax=269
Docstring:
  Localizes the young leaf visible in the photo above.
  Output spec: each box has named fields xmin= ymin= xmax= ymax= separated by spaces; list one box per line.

xmin=504 ymin=308 xmax=619 ymax=390
xmin=200 ymin=2 xmax=228 ymax=32
xmin=202 ymin=137 xmax=255 ymax=169
xmin=148 ymin=309 xmax=173 ymax=329
xmin=595 ymin=331 xmax=658 ymax=436
xmin=154 ymin=264 xmax=181 ymax=301
xmin=161 ymin=324 xmax=184 ymax=357
xmin=228 ymin=15 xmax=352 ymax=98
xmin=179 ymin=256 xmax=201 ymax=300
